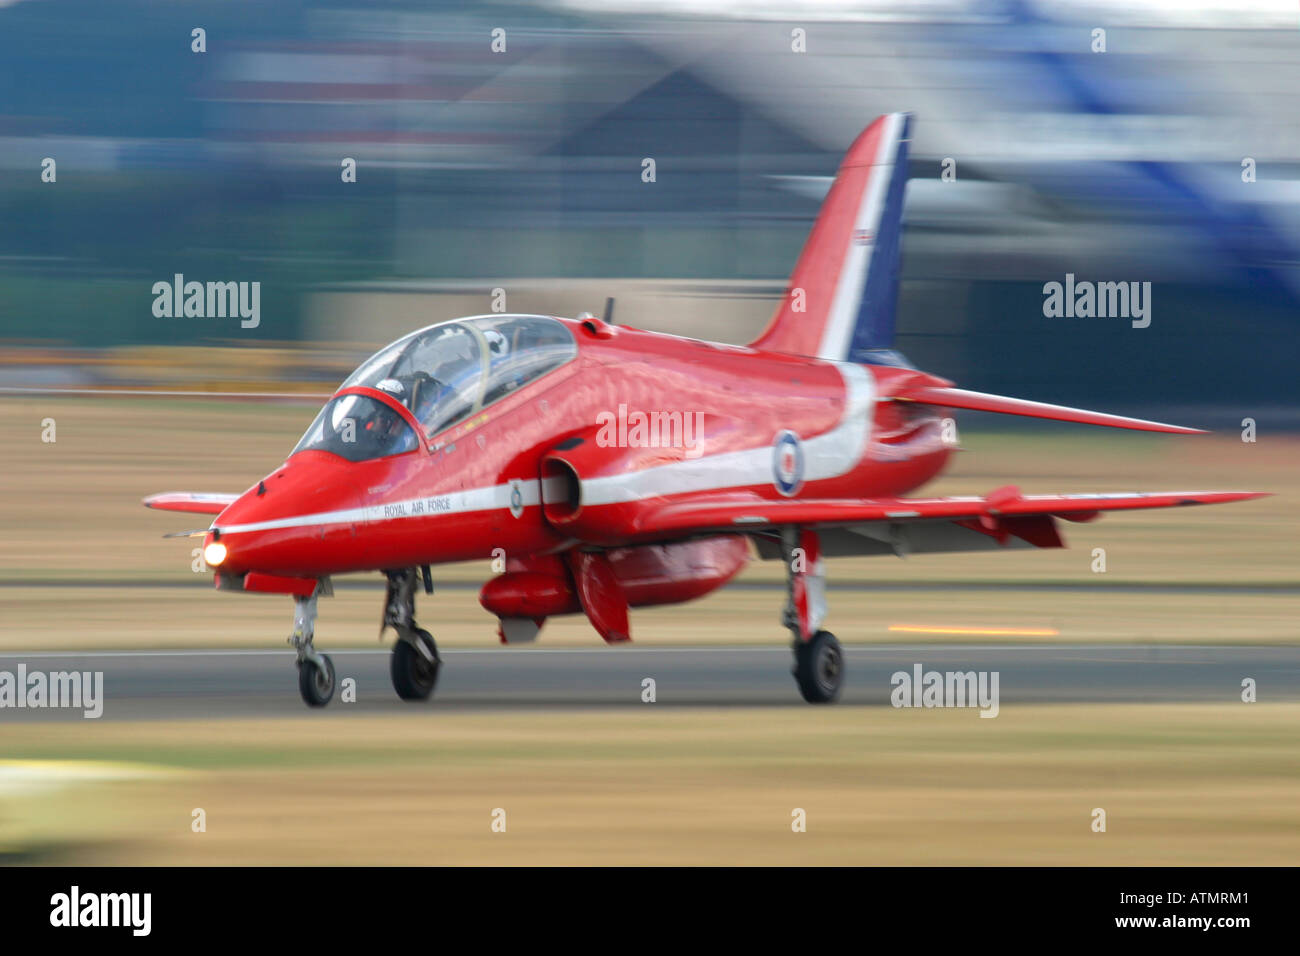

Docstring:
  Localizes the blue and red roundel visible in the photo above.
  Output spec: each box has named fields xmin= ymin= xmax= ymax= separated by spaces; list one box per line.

xmin=772 ymin=430 xmax=804 ymax=497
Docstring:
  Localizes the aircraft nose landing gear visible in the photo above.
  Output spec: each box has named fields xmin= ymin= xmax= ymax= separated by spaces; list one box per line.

xmin=290 ymin=592 xmax=336 ymax=707
xmin=383 ymin=568 xmax=442 ymax=702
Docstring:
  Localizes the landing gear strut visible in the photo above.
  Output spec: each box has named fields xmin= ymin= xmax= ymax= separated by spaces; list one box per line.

xmin=383 ymin=568 xmax=442 ymax=702
xmin=781 ymin=528 xmax=844 ymax=703
xmin=291 ymin=592 xmax=336 ymax=707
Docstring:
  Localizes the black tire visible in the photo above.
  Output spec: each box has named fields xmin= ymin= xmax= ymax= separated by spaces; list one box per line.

xmin=793 ymin=630 xmax=844 ymax=704
xmin=391 ymin=628 xmax=441 ymax=701
xmin=298 ymin=653 xmax=336 ymax=707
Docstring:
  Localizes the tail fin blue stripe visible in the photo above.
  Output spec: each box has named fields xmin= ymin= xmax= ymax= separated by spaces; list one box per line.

xmin=848 ymin=112 xmax=911 ymax=357
xmin=749 ymin=112 xmax=913 ymax=362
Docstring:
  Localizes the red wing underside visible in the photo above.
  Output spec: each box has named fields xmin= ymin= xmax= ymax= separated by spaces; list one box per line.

xmin=142 ymin=492 xmax=239 ymax=516
xmin=633 ymin=488 xmax=1267 ymax=555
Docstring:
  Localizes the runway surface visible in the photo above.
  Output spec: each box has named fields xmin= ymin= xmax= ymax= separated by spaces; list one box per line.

xmin=0 ymin=644 xmax=1296 ymax=721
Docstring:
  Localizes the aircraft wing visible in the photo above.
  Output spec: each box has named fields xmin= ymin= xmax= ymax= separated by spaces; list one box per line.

xmin=142 ymin=492 xmax=239 ymax=516
xmin=630 ymin=487 xmax=1267 ymax=556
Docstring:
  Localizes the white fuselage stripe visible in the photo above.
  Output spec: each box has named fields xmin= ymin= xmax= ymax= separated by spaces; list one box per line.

xmin=577 ymin=363 xmax=873 ymax=506
xmin=214 ymin=363 xmax=875 ymax=536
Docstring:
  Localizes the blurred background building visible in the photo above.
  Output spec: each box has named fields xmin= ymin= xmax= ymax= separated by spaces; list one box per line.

xmin=2 ymin=0 xmax=1298 ymax=422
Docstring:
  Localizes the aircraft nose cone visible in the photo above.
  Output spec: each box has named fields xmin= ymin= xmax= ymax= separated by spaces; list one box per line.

xmin=209 ymin=452 xmax=366 ymax=576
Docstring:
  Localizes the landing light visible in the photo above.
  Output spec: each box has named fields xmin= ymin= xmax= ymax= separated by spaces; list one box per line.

xmin=203 ymin=541 xmax=228 ymax=567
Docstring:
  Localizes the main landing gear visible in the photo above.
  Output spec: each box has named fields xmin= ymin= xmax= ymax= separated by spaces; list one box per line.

xmin=382 ymin=567 xmax=442 ymax=702
xmin=781 ymin=528 xmax=844 ymax=704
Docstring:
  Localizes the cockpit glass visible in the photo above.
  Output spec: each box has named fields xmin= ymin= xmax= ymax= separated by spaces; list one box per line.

xmin=292 ymin=394 xmax=418 ymax=462
xmin=337 ymin=315 xmax=576 ymax=440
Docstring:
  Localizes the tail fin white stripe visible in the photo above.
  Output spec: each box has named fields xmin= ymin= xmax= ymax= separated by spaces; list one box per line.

xmin=817 ymin=111 xmax=906 ymax=361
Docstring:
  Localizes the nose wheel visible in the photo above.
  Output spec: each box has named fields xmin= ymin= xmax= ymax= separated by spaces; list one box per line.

xmin=289 ymin=591 xmax=337 ymax=707
xmin=298 ymin=653 xmax=337 ymax=707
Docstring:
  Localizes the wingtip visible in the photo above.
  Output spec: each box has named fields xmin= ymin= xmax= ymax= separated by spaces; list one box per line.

xmin=1194 ymin=490 xmax=1272 ymax=504
xmin=1105 ymin=415 xmax=1205 ymax=435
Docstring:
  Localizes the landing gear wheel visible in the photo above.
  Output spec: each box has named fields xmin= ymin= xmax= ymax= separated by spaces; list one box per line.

xmin=391 ymin=628 xmax=441 ymax=701
xmin=793 ymin=630 xmax=843 ymax=704
xmin=298 ymin=653 xmax=336 ymax=707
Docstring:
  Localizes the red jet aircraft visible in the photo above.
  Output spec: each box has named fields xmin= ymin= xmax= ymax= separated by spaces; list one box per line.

xmin=145 ymin=113 xmax=1264 ymax=707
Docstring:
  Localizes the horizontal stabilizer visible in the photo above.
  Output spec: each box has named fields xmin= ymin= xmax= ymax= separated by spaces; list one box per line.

xmin=895 ymin=386 xmax=1205 ymax=434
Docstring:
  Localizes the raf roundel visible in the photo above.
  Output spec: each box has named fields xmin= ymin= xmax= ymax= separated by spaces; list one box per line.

xmin=771 ymin=430 xmax=804 ymax=497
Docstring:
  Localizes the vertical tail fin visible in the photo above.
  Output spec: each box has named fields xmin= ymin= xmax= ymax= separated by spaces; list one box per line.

xmin=750 ymin=112 xmax=912 ymax=361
